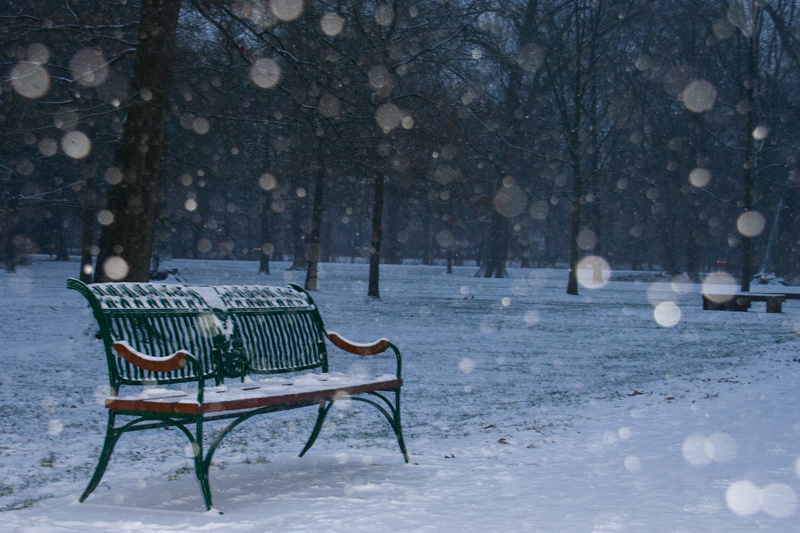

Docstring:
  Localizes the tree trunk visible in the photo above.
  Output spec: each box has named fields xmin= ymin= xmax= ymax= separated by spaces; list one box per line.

xmin=382 ymin=189 xmax=404 ymax=264
xmin=258 ymin=195 xmax=271 ymax=275
xmin=49 ymin=207 xmax=70 ymax=261
xmin=368 ymin=171 xmax=384 ymax=298
xmin=422 ymin=212 xmax=432 ymax=265
xmin=305 ymin=162 xmax=325 ymax=291
xmin=740 ymin=35 xmax=758 ymax=293
xmin=79 ymin=169 xmax=96 ymax=283
xmin=566 ymin=142 xmax=582 ymax=295
xmin=480 ymin=209 xmax=510 ymax=278
xmin=94 ymin=0 xmax=183 ymax=282
xmin=288 ymin=184 xmax=306 ymax=270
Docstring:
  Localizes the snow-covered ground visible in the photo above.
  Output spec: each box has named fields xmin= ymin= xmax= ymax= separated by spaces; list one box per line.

xmin=2 ymin=257 xmax=799 ymax=532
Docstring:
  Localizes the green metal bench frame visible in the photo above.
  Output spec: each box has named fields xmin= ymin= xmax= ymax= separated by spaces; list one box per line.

xmin=67 ymin=278 xmax=408 ymax=511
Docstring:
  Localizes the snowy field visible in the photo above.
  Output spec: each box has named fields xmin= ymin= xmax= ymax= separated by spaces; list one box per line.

xmin=2 ymin=257 xmax=800 ymax=532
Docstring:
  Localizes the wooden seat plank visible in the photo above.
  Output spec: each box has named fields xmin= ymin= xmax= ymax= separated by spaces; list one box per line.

xmin=106 ymin=374 xmax=402 ymax=415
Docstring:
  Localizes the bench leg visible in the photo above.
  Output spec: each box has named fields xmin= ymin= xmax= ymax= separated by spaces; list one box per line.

xmin=299 ymin=401 xmax=332 ymax=458
xmin=392 ymin=390 xmax=410 ymax=463
xmin=193 ymin=420 xmax=214 ymax=511
xmin=766 ymin=298 xmax=783 ymax=313
xmin=299 ymin=392 xmax=409 ymax=463
xmin=80 ymin=412 xmax=121 ymax=502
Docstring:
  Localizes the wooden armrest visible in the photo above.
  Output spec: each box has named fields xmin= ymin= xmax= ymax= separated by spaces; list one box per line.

xmin=112 ymin=341 xmax=190 ymax=373
xmin=327 ymin=331 xmax=389 ymax=356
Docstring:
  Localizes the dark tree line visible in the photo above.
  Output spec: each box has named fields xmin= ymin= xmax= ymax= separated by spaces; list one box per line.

xmin=2 ymin=0 xmax=800 ymax=295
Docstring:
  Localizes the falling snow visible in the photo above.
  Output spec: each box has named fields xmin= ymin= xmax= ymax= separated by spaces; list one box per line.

xmin=1 ymin=258 xmax=799 ymax=530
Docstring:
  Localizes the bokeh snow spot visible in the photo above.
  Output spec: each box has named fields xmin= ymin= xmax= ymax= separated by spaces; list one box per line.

xmin=752 ymin=126 xmax=769 ymax=140
xmin=760 ymin=483 xmax=798 ymax=518
xmin=374 ymin=4 xmax=394 ymax=26
xmin=320 ymin=13 xmax=344 ymax=36
xmin=184 ymin=442 xmax=201 ymax=458
xmin=523 ymin=310 xmax=540 ymax=326
xmin=654 ymin=302 xmax=681 ymax=327
xmin=94 ymin=385 xmax=111 ymax=406
xmin=251 ymin=58 xmax=281 ymax=89
xmin=375 ymin=103 xmax=401 ymax=132
xmin=576 ymin=256 xmax=611 ymax=289
xmin=726 ymin=481 xmax=760 ymax=516
xmin=624 ymin=455 xmax=641 ymax=473
xmin=683 ymin=432 xmax=736 ymax=466
xmin=681 ymin=80 xmax=717 ymax=112
xmin=11 ymin=61 xmax=50 ymax=98
xmin=459 ymin=358 xmax=476 ymax=373
xmin=40 ymin=396 xmax=58 ymax=413
xmin=736 ymin=211 xmax=766 ymax=238
xmin=103 ymin=257 xmax=129 ymax=281
xmin=70 ymin=49 xmax=109 ymax=88
xmin=689 ymin=168 xmax=711 ymax=187
xmin=682 ymin=435 xmax=712 ymax=466
xmin=492 ymin=183 xmax=527 ymax=218
xmin=726 ymin=481 xmax=798 ymax=518
xmin=705 ymin=431 xmax=737 ymax=462
xmin=61 ymin=131 xmax=92 ymax=159
xmin=97 ymin=210 xmax=114 ymax=226
xmin=270 ymin=0 xmax=303 ymax=21
xmin=701 ymin=271 xmax=736 ymax=304
xmin=47 ymin=419 xmax=63 ymax=436
xmin=192 ymin=117 xmax=210 ymax=135
xmin=618 ymin=427 xmax=632 ymax=440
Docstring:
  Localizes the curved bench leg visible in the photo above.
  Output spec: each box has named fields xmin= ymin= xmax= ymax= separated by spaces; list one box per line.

xmin=299 ymin=401 xmax=332 ymax=458
xmin=392 ymin=391 xmax=410 ymax=463
xmin=80 ymin=412 xmax=121 ymax=502
xmin=363 ymin=391 xmax=409 ymax=463
xmin=193 ymin=420 xmax=213 ymax=511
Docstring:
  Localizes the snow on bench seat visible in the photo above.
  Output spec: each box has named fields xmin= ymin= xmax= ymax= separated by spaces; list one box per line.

xmin=106 ymin=373 xmax=402 ymax=415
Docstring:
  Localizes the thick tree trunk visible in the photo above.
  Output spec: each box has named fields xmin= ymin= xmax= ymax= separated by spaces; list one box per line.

xmin=94 ymin=0 xmax=183 ymax=282
xmin=368 ymin=171 xmax=384 ymax=298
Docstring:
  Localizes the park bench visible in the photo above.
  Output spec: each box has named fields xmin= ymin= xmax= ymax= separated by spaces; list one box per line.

xmin=67 ymin=278 xmax=408 ymax=512
xmin=702 ymin=292 xmax=786 ymax=313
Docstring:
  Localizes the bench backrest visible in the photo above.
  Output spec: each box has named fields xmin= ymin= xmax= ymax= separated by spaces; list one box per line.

xmin=68 ymin=279 xmax=225 ymax=390
xmin=67 ymin=279 xmax=329 ymax=391
xmin=203 ymin=284 xmax=329 ymax=377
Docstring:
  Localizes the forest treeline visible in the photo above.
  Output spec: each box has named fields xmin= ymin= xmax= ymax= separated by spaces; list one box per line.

xmin=1 ymin=0 xmax=799 ymax=295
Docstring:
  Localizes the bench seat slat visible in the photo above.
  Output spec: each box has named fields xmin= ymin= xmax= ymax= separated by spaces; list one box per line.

xmin=105 ymin=373 xmax=401 ymax=415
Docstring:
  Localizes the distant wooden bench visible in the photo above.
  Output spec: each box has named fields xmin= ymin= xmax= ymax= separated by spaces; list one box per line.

xmin=68 ymin=279 xmax=408 ymax=512
xmin=702 ymin=292 xmax=786 ymax=313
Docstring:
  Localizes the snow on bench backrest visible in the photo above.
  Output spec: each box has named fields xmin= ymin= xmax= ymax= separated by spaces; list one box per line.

xmin=70 ymin=279 xmax=328 ymax=382
xmin=87 ymin=282 xmax=208 ymax=311
xmin=195 ymin=285 xmax=328 ymax=375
